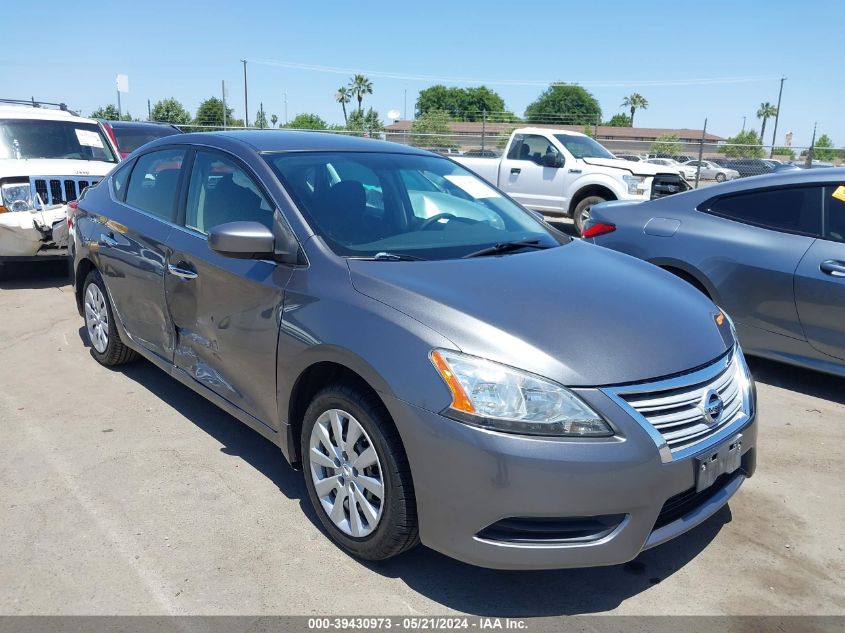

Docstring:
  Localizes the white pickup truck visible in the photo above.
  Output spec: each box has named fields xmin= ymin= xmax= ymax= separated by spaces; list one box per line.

xmin=0 ymin=102 xmax=118 ymax=271
xmin=454 ymin=127 xmax=689 ymax=233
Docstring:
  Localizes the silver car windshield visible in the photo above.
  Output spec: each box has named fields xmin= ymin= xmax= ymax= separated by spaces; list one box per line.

xmin=265 ymin=151 xmax=565 ymax=260
xmin=553 ymin=134 xmax=615 ymax=160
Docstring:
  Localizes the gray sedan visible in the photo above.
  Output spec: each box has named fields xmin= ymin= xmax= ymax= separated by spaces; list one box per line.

xmin=683 ymin=160 xmax=740 ymax=182
xmin=586 ymin=169 xmax=845 ymax=378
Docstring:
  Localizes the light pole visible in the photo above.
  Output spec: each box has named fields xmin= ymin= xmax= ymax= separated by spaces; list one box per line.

xmin=241 ymin=59 xmax=249 ymax=128
xmin=769 ymin=76 xmax=786 ymax=157
xmin=741 ymin=116 xmax=746 ymax=132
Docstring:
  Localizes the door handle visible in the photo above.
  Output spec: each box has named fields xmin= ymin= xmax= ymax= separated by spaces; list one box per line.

xmin=820 ymin=260 xmax=845 ymax=277
xmin=167 ymin=263 xmax=198 ymax=280
xmin=511 ymin=167 xmax=521 ymax=175
xmin=100 ymin=233 xmax=118 ymax=247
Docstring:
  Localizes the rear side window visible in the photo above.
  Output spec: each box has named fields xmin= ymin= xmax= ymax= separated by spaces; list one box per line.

xmin=124 ymin=148 xmax=186 ymax=221
xmin=701 ymin=186 xmax=823 ymax=236
xmin=825 ymin=185 xmax=845 ymax=243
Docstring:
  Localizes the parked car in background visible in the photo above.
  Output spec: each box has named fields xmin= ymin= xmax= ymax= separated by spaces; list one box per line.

xmin=672 ymin=155 xmax=694 ymax=163
xmin=683 ymin=160 xmax=740 ymax=182
xmin=585 ymin=169 xmax=845 ymax=378
xmin=644 ymin=158 xmax=697 ymax=181
xmin=463 ymin=148 xmax=499 ymax=158
xmin=455 ymin=127 xmax=688 ymax=234
xmin=615 ymin=154 xmax=643 ymax=162
xmin=70 ymin=130 xmax=756 ymax=570
xmin=0 ymin=100 xmax=118 ymax=269
xmin=726 ymin=159 xmax=775 ymax=178
xmin=99 ymin=120 xmax=182 ymax=159
xmin=707 ymin=157 xmax=734 ymax=167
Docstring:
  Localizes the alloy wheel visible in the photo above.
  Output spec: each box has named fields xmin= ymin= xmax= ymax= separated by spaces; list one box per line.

xmin=308 ymin=408 xmax=385 ymax=537
xmin=84 ymin=283 xmax=109 ymax=354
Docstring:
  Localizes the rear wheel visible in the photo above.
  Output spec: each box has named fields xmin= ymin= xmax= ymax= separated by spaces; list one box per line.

xmin=573 ymin=195 xmax=607 ymax=235
xmin=301 ymin=384 xmax=418 ymax=561
xmin=715 ymin=172 xmax=726 ymax=183
xmin=82 ymin=270 xmax=138 ymax=366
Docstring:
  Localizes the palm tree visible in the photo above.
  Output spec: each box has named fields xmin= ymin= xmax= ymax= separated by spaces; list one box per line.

xmin=757 ymin=102 xmax=778 ymax=146
xmin=349 ymin=74 xmax=373 ymax=114
xmin=621 ymin=93 xmax=648 ymax=127
xmin=335 ymin=87 xmax=351 ymax=125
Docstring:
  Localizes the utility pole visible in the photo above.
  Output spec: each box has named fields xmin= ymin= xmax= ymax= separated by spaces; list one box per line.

xmin=481 ymin=110 xmax=487 ymax=152
xmin=695 ymin=118 xmax=708 ymax=189
xmin=741 ymin=116 xmax=746 ymax=132
xmin=259 ymin=101 xmax=265 ymax=128
xmin=147 ymin=99 xmax=151 ymax=121
xmin=770 ymin=76 xmax=786 ymax=157
xmin=222 ymin=80 xmax=228 ymax=129
xmin=806 ymin=122 xmax=817 ymax=167
xmin=241 ymin=59 xmax=249 ymax=128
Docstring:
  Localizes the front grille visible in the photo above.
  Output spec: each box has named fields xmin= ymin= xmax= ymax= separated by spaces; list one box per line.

xmin=604 ymin=351 xmax=747 ymax=457
xmin=651 ymin=174 xmax=689 ymax=199
xmin=30 ymin=176 xmax=100 ymax=205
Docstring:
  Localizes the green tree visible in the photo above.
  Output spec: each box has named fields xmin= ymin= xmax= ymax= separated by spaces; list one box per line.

xmin=284 ymin=113 xmax=328 ymax=130
xmin=335 ymin=86 xmax=352 ymax=124
xmin=813 ymin=134 xmax=835 ymax=161
xmin=270 ymin=114 xmax=278 ymax=128
xmin=346 ymin=108 xmax=383 ymax=137
xmin=254 ymin=108 xmax=268 ymax=129
xmin=524 ymin=84 xmax=601 ymax=125
xmin=415 ymin=85 xmax=511 ymax=121
xmin=410 ymin=110 xmax=456 ymax=149
xmin=756 ymin=102 xmax=777 ymax=146
xmin=150 ymin=98 xmax=191 ymax=125
xmin=349 ymin=74 xmax=373 ymax=114
xmin=193 ymin=97 xmax=234 ymax=129
xmin=720 ymin=130 xmax=764 ymax=158
xmin=605 ymin=113 xmax=631 ymax=127
xmin=89 ymin=104 xmax=131 ymax=121
xmin=621 ymin=93 xmax=648 ymax=127
xmin=650 ymin=133 xmax=682 ymax=156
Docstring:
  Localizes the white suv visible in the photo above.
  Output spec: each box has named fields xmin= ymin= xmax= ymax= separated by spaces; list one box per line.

xmin=0 ymin=102 xmax=118 ymax=267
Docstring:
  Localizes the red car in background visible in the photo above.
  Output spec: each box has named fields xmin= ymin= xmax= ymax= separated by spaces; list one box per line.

xmin=98 ymin=120 xmax=182 ymax=159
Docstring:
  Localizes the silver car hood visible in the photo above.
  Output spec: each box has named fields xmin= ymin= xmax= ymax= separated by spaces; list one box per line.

xmin=348 ymin=240 xmax=735 ymax=387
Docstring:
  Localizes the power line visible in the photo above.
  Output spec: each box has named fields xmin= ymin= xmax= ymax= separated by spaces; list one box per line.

xmin=247 ymin=58 xmax=776 ymax=88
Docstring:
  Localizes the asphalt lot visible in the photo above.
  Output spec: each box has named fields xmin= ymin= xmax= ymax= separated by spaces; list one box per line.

xmin=1 ymin=259 xmax=843 ymax=617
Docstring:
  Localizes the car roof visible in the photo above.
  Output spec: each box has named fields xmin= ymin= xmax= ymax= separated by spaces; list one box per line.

xmin=161 ymin=130 xmax=433 ymax=155
xmin=105 ymin=120 xmax=180 ymax=131
xmin=0 ymin=105 xmax=97 ymax=124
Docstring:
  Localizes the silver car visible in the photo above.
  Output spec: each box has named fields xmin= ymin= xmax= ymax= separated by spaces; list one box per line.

xmin=586 ymin=169 xmax=845 ymax=378
xmin=70 ymin=131 xmax=757 ymax=569
xmin=683 ymin=160 xmax=741 ymax=182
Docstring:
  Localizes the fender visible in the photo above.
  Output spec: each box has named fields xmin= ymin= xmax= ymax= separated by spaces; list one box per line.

xmin=648 ymin=256 xmax=721 ymax=304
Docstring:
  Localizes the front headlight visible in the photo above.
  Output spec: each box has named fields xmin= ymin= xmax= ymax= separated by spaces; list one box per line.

xmin=0 ymin=183 xmax=35 ymax=213
xmin=622 ymin=174 xmax=647 ymax=195
xmin=430 ymin=350 xmax=613 ymax=436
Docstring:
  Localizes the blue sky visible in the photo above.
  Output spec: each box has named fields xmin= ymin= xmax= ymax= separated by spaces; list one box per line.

xmin=4 ymin=0 xmax=843 ymax=147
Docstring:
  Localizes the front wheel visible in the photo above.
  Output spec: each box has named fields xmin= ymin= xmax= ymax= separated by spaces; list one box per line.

xmin=572 ymin=195 xmax=607 ymax=235
xmin=715 ymin=172 xmax=726 ymax=183
xmin=301 ymin=384 xmax=418 ymax=561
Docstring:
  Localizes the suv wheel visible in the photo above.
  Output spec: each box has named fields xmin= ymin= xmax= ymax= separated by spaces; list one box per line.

xmin=301 ymin=384 xmax=418 ymax=560
xmin=82 ymin=270 xmax=138 ymax=366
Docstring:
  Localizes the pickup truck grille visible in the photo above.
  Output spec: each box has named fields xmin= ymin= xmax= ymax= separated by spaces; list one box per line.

xmin=602 ymin=351 xmax=749 ymax=459
xmin=650 ymin=174 xmax=688 ymax=199
xmin=31 ymin=176 xmax=99 ymax=205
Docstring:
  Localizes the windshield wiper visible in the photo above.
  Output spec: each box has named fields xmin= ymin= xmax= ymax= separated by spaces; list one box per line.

xmin=462 ymin=240 xmax=550 ymax=258
xmin=359 ymin=252 xmax=427 ymax=261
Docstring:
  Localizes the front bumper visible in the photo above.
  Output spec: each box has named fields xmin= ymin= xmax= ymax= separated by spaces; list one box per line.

xmin=0 ymin=206 xmax=69 ymax=258
xmin=384 ymin=388 xmax=756 ymax=570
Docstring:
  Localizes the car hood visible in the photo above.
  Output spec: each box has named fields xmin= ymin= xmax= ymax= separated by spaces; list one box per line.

xmin=348 ymin=240 xmax=734 ymax=387
xmin=0 ymin=158 xmax=116 ymax=178
xmin=581 ymin=157 xmax=665 ymax=177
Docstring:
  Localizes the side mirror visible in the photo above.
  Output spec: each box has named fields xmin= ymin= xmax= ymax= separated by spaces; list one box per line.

xmin=543 ymin=152 xmax=564 ymax=168
xmin=208 ymin=221 xmax=276 ymax=260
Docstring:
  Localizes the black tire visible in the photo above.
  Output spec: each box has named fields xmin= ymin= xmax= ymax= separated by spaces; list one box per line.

xmin=573 ymin=195 xmax=607 ymax=235
xmin=715 ymin=172 xmax=726 ymax=183
xmin=301 ymin=384 xmax=419 ymax=561
xmin=82 ymin=270 xmax=138 ymax=366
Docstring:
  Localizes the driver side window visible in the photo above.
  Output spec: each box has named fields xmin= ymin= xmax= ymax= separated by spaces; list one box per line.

xmin=185 ymin=151 xmax=274 ymax=234
xmin=507 ymin=134 xmax=560 ymax=165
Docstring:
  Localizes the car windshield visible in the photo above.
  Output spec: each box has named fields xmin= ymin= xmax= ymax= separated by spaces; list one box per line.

xmin=0 ymin=119 xmax=117 ymax=162
xmin=265 ymin=151 xmax=566 ymax=260
xmin=553 ymin=134 xmax=615 ymax=159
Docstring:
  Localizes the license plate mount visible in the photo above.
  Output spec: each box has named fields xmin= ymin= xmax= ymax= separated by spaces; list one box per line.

xmin=695 ymin=434 xmax=743 ymax=492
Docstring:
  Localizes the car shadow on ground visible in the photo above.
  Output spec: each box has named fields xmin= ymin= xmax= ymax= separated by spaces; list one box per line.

xmin=0 ymin=260 xmax=70 ymax=290
xmin=748 ymin=356 xmax=845 ymax=406
xmin=78 ymin=323 xmax=732 ymax=616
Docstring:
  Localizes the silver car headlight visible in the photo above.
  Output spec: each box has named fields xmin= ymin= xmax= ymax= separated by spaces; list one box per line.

xmin=430 ymin=349 xmax=613 ymax=437
xmin=1 ymin=183 xmax=35 ymax=212
xmin=622 ymin=174 xmax=647 ymax=195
